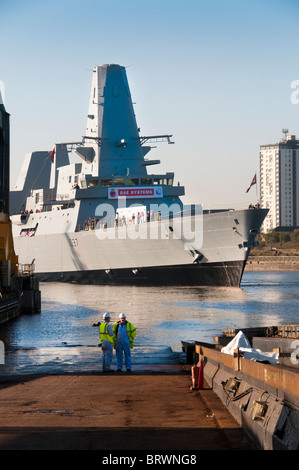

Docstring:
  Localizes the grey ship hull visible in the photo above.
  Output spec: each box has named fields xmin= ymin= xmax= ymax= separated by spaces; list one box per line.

xmin=37 ymin=262 xmax=245 ymax=287
xmin=12 ymin=208 xmax=267 ymax=287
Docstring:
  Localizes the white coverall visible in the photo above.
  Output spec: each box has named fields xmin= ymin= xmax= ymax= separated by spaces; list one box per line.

xmin=115 ymin=323 xmax=132 ymax=371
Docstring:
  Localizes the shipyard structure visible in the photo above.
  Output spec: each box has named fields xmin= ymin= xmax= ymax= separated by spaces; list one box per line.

xmin=10 ymin=64 xmax=267 ymax=287
xmin=0 ymin=91 xmax=40 ymax=322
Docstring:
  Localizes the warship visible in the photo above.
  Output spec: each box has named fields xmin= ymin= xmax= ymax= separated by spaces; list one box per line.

xmin=10 ymin=64 xmax=267 ymax=286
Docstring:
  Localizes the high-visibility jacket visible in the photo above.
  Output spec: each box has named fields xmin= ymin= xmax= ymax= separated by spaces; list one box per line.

xmin=99 ymin=322 xmax=114 ymax=344
xmin=113 ymin=321 xmax=136 ymax=349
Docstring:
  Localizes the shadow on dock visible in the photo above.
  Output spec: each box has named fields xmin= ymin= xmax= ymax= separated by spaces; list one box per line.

xmin=0 ymin=367 xmax=255 ymax=451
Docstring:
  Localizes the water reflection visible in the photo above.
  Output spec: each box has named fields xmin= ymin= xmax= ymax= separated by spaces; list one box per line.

xmin=0 ymin=271 xmax=298 ymax=375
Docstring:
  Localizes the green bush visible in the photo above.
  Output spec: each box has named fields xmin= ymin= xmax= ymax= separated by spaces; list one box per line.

xmin=292 ymin=229 xmax=299 ymax=242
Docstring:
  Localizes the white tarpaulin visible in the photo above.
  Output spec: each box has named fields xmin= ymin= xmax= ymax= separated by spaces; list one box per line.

xmin=221 ymin=330 xmax=279 ymax=364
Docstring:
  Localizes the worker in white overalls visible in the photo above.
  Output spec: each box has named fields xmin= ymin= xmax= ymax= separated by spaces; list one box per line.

xmin=113 ymin=313 xmax=136 ymax=373
xmin=99 ymin=312 xmax=114 ymax=372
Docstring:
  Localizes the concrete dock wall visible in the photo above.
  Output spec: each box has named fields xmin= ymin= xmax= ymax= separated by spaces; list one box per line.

xmin=0 ymin=276 xmax=41 ymax=324
xmin=0 ymin=295 xmax=20 ymax=325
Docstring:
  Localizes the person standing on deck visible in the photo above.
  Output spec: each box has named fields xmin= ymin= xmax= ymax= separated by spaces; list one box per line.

xmin=99 ymin=312 xmax=114 ymax=372
xmin=113 ymin=313 xmax=136 ymax=373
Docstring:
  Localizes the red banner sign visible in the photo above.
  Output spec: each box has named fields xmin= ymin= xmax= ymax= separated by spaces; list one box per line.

xmin=108 ymin=186 xmax=163 ymax=199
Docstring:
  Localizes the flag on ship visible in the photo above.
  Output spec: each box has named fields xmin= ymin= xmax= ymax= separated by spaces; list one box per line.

xmin=50 ymin=146 xmax=55 ymax=163
xmin=246 ymin=173 xmax=256 ymax=193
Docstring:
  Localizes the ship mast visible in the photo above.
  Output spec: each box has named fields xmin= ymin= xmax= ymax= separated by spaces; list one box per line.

xmin=81 ymin=64 xmax=173 ymax=179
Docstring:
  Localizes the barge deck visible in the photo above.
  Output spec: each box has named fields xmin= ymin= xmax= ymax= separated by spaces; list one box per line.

xmin=182 ymin=324 xmax=299 ymax=450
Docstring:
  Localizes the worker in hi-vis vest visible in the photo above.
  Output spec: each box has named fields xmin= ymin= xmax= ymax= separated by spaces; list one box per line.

xmin=113 ymin=313 xmax=136 ymax=373
xmin=99 ymin=312 xmax=114 ymax=372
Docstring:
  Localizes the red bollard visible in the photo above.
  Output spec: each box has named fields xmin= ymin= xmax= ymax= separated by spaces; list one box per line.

xmin=190 ymin=360 xmax=204 ymax=390
xmin=198 ymin=358 xmax=204 ymax=389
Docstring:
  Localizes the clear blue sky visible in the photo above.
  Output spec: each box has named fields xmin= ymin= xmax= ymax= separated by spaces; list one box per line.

xmin=1 ymin=0 xmax=299 ymax=208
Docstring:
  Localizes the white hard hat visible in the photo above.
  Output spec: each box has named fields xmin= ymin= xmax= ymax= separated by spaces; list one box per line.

xmin=103 ymin=312 xmax=111 ymax=320
xmin=119 ymin=313 xmax=126 ymax=318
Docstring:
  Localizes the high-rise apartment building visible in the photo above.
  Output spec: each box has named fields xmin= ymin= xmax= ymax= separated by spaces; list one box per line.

xmin=260 ymin=131 xmax=299 ymax=233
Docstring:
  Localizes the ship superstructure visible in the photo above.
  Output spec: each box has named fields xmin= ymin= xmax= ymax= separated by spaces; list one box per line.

xmin=10 ymin=64 xmax=267 ymax=286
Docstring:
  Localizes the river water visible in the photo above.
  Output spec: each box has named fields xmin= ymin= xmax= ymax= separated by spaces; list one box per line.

xmin=0 ymin=271 xmax=298 ymax=375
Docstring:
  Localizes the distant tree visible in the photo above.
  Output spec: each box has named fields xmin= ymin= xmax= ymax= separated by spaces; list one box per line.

xmin=280 ymin=233 xmax=291 ymax=243
xmin=291 ymin=229 xmax=299 ymax=242
xmin=264 ymin=232 xmax=280 ymax=243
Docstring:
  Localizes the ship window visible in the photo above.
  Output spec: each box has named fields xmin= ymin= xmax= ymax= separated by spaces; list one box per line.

xmin=20 ymin=223 xmax=39 ymax=237
xmin=141 ymin=178 xmax=152 ymax=185
xmin=101 ymin=179 xmax=112 ymax=187
xmin=154 ymin=178 xmax=163 ymax=185
xmin=88 ymin=179 xmax=99 ymax=187
xmin=127 ymin=179 xmax=139 ymax=186
xmin=114 ymin=178 xmax=126 ymax=186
